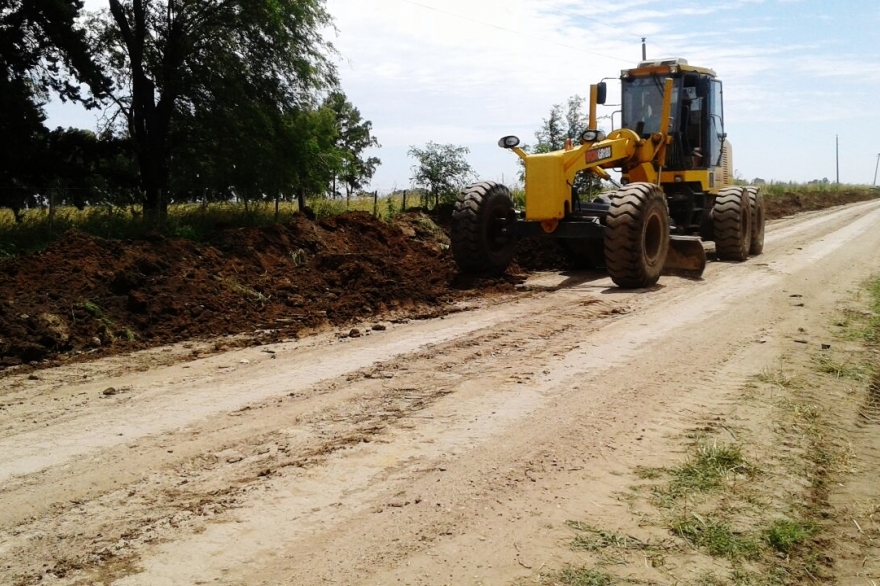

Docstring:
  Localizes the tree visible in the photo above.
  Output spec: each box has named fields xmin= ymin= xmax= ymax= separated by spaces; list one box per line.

xmin=323 ymin=91 xmax=380 ymax=200
xmin=408 ymin=142 xmax=477 ymax=207
xmin=93 ymin=0 xmax=337 ymax=220
xmin=529 ymin=95 xmax=602 ymax=197
xmin=0 ymin=0 xmax=108 ymax=219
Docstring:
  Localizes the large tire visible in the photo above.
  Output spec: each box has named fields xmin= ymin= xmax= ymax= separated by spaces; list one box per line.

xmin=451 ymin=181 xmax=517 ymax=275
xmin=713 ymin=186 xmax=751 ymax=261
xmin=746 ymin=186 xmax=765 ymax=256
xmin=604 ymin=182 xmax=670 ymax=288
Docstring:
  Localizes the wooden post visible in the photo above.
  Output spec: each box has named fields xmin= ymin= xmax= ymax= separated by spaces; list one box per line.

xmin=402 ymin=190 xmax=407 ymax=210
xmin=373 ymin=190 xmax=378 ymax=217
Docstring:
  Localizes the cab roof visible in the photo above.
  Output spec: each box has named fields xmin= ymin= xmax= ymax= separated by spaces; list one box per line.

xmin=621 ymin=58 xmax=717 ymax=79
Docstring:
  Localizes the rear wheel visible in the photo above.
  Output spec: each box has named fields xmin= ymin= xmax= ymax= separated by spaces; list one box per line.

xmin=746 ymin=186 xmax=765 ymax=255
xmin=451 ymin=181 xmax=517 ymax=275
xmin=604 ymin=182 xmax=669 ymax=288
xmin=713 ymin=186 xmax=751 ymax=261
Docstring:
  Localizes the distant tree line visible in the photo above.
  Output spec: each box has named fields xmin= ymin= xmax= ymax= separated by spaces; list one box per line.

xmin=0 ymin=0 xmax=380 ymax=222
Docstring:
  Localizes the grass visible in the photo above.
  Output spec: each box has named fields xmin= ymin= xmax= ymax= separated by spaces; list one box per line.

xmin=765 ymin=518 xmax=817 ymax=554
xmin=815 ymin=354 xmax=870 ymax=381
xmin=534 ymin=567 xmax=615 ymax=586
xmin=567 ymin=522 xmax=649 ymax=552
xmin=654 ymin=441 xmax=751 ymax=503
xmin=671 ymin=514 xmax=761 ymax=560
xmin=0 ymin=192 xmax=429 ymax=259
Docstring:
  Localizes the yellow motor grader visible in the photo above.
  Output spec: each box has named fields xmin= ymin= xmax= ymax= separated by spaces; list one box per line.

xmin=451 ymin=58 xmax=765 ymax=288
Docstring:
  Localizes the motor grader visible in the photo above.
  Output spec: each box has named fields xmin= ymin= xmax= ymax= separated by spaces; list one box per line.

xmin=451 ymin=58 xmax=765 ymax=288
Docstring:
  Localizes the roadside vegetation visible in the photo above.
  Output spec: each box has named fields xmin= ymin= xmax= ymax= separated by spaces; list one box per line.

xmin=526 ymin=276 xmax=880 ymax=585
xmin=3 ymin=184 xmax=877 ymax=260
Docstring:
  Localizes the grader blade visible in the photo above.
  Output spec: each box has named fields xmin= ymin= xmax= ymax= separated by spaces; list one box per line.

xmin=662 ymin=236 xmax=706 ymax=278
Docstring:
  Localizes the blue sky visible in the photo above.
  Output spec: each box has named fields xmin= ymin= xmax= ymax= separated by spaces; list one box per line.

xmin=48 ymin=0 xmax=880 ymax=192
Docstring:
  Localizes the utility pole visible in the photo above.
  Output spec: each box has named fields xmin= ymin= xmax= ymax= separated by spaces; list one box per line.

xmin=835 ymin=135 xmax=839 ymax=184
xmin=641 ymin=38 xmax=647 ymax=61
xmin=874 ymin=153 xmax=880 ymax=187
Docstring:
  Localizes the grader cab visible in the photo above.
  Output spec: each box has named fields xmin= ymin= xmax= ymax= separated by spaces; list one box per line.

xmin=451 ymin=58 xmax=765 ymax=288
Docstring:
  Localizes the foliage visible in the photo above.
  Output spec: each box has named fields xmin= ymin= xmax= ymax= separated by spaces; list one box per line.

xmin=0 ymin=0 xmax=109 ymax=218
xmin=672 ymin=515 xmax=761 ymax=560
xmin=91 ymin=0 xmax=338 ymax=218
xmin=408 ymin=142 xmax=477 ymax=207
xmin=526 ymin=95 xmax=603 ymax=197
xmin=765 ymin=518 xmax=817 ymax=554
xmin=323 ymin=91 xmax=381 ymax=199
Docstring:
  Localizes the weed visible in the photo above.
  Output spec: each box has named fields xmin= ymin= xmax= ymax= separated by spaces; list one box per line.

xmin=567 ymin=522 xmax=642 ymax=552
xmin=634 ymin=466 xmax=663 ymax=480
xmin=82 ymin=301 xmax=104 ymax=317
xmin=550 ymin=567 xmax=614 ymax=586
xmin=660 ymin=441 xmax=750 ymax=501
xmin=815 ymin=355 xmax=869 ymax=381
xmin=289 ymin=249 xmax=308 ymax=267
xmin=754 ymin=369 xmax=802 ymax=389
xmin=222 ymin=277 xmax=268 ymax=302
xmin=672 ymin=514 xmax=760 ymax=560
xmin=765 ymin=518 xmax=817 ymax=554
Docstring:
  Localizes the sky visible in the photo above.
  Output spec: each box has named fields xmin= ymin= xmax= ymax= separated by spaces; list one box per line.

xmin=48 ymin=0 xmax=880 ymax=193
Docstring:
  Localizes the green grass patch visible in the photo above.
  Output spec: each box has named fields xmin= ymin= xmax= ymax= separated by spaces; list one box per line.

xmin=657 ymin=442 xmax=750 ymax=502
xmin=764 ymin=518 xmax=817 ymax=554
xmin=671 ymin=514 xmax=761 ymax=560
xmin=81 ymin=301 xmax=104 ymax=317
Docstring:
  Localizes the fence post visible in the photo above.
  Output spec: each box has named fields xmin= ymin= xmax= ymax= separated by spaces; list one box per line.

xmin=402 ymin=190 xmax=407 ymax=210
xmin=373 ymin=190 xmax=378 ymax=218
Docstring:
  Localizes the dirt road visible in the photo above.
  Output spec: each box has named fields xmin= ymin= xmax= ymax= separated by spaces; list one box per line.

xmin=3 ymin=200 xmax=880 ymax=585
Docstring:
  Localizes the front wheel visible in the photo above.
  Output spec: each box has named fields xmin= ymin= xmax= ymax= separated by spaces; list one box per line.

xmin=604 ymin=182 xmax=670 ymax=288
xmin=451 ymin=182 xmax=517 ymax=275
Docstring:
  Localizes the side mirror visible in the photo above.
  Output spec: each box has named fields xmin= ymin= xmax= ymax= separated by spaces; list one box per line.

xmin=498 ymin=135 xmax=521 ymax=149
xmin=596 ymin=82 xmax=607 ymax=105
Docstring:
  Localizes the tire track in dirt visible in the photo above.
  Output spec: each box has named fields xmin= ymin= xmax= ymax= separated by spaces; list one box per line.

xmin=2 ymin=200 xmax=880 ymax=585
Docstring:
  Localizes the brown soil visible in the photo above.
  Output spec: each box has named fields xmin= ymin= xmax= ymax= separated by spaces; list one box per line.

xmin=1 ymin=189 xmax=875 ymax=370
xmin=0 ymin=211 xmax=516 ymax=370
xmin=764 ymin=188 xmax=879 ymax=219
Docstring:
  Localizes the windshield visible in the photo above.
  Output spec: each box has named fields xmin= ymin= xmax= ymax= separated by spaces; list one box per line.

xmin=622 ymin=76 xmax=680 ymax=136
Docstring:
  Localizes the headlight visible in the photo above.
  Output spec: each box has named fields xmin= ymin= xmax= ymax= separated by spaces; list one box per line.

xmin=579 ymin=130 xmax=606 ymax=143
xmin=498 ymin=135 xmax=521 ymax=149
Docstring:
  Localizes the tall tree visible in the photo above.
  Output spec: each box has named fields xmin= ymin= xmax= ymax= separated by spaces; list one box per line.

xmin=530 ymin=95 xmax=601 ymax=196
xmin=0 ymin=0 xmax=108 ymax=219
xmin=408 ymin=142 xmax=477 ymax=207
xmin=323 ymin=91 xmax=380 ymax=200
xmin=94 ymin=0 xmax=337 ymax=220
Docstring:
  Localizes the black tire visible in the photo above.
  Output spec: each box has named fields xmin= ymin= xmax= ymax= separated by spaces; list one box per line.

xmin=451 ymin=181 xmax=517 ymax=274
xmin=746 ymin=186 xmax=765 ymax=256
xmin=713 ymin=186 xmax=751 ymax=261
xmin=604 ymin=182 xmax=670 ymax=288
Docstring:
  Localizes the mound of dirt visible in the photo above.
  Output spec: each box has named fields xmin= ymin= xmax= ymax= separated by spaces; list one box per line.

xmin=764 ymin=189 xmax=879 ymax=220
xmin=0 ymin=212 xmax=514 ymax=370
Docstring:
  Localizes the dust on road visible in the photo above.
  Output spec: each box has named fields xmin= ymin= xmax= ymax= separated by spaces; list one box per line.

xmin=2 ymin=200 xmax=880 ymax=585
